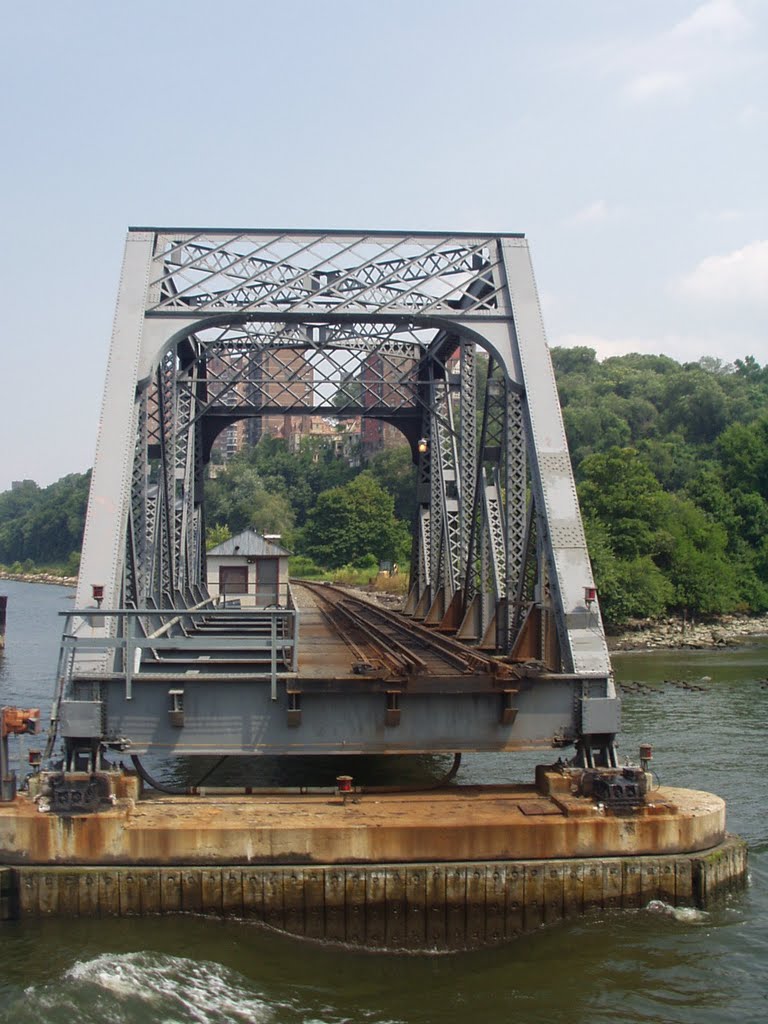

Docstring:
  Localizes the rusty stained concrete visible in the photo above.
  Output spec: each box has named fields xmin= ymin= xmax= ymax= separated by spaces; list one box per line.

xmin=3 ymin=838 xmax=748 ymax=948
xmin=0 ymin=784 xmax=725 ymax=867
xmin=0 ymin=835 xmax=745 ymax=946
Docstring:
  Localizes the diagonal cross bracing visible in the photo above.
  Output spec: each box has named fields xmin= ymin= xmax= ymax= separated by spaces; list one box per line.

xmin=66 ymin=228 xmax=616 ymax=763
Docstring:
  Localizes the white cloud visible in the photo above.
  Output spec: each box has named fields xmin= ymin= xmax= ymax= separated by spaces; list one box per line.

xmin=566 ymin=200 xmax=624 ymax=227
xmin=670 ymin=0 xmax=750 ymax=41
xmin=677 ymin=240 xmax=768 ymax=305
xmin=625 ymin=70 xmax=690 ymax=102
xmin=582 ymin=0 xmax=757 ymax=105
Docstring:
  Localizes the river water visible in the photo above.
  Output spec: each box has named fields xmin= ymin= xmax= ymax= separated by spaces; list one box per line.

xmin=0 ymin=579 xmax=766 ymax=1024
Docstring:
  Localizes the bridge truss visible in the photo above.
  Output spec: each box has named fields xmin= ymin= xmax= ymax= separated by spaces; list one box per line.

xmin=58 ymin=229 xmax=618 ymax=770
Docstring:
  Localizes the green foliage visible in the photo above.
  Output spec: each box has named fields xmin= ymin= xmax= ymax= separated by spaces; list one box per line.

xmin=367 ymin=445 xmax=417 ymax=523
xmin=5 ymin=347 xmax=768 ymax=628
xmin=717 ymin=417 xmax=768 ymax=497
xmin=205 ymin=460 xmax=295 ymax=542
xmin=301 ymin=472 xmax=402 ymax=569
xmin=288 ymin=554 xmax=324 ymax=578
xmin=227 ymin=435 xmax=359 ymax=527
xmin=579 ymin=448 xmax=665 ymax=559
xmin=559 ymin=350 xmax=768 ymax=624
xmin=0 ymin=472 xmax=90 ymax=566
xmin=205 ymin=523 xmax=232 ymax=551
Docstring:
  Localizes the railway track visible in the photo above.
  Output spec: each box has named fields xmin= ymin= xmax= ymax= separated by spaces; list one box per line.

xmin=295 ymin=580 xmax=516 ymax=683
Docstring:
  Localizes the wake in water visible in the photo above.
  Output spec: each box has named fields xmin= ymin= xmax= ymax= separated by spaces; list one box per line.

xmin=5 ymin=950 xmax=401 ymax=1024
xmin=11 ymin=952 xmax=278 ymax=1024
xmin=645 ymin=899 xmax=709 ymax=924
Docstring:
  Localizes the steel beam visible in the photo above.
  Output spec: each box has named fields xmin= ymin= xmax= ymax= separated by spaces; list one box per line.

xmin=61 ymin=229 xmax=616 ymax=763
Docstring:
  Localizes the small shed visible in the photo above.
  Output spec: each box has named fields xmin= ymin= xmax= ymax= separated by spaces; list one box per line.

xmin=206 ymin=530 xmax=291 ymax=607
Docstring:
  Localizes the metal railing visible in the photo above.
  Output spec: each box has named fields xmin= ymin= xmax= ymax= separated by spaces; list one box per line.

xmin=47 ymin=592 xmax=300 ymax=753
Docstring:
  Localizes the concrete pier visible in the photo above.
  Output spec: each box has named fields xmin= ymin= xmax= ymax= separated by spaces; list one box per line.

xmin=0 ymin=783 xmax=728 ymax=866
xmin=0 ymin=838 xmax=748 ymax=948
xmin=0 ymin=773 xmax=749 ymax=947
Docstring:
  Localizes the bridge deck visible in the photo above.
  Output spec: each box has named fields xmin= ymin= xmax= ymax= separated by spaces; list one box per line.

xmin=292 ymin=585 xmax=365 ymax=680
xmin=60 ymin=585 xmax=556 ymax=757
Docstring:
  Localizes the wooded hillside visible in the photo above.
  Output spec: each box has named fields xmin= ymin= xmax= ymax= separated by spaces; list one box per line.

xmin=552 ymin=350 xmax=768 ymax=623
xmin=2 ymin=350 xmax=767 ymax=626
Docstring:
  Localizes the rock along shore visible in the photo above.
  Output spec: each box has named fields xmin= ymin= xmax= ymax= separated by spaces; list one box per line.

xmin=0 ymin=571 xmax=77 ymax=588
xmin=608 ymin=613 xmax=768 ymax=652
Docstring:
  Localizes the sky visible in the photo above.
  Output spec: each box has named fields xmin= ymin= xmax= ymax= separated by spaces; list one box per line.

xmin=1 ymin=0 xmax=766 ymax=492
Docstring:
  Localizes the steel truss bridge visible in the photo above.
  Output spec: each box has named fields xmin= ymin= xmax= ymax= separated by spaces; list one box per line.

xmin=51 ymin=229 xmax=618 ymax=777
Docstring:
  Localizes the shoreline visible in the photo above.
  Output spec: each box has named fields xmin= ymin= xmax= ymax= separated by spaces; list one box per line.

xmin=3 ymin=572 xmax=767 ymax=653
xmin=0 ymin=571 xmax=77 ymax=588
xmin=607 ymin=613 xmax=768 ymax=653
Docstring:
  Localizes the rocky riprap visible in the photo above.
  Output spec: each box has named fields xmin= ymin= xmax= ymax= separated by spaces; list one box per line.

xmin=609 ymin=613 xmax=768 ymax=652
xmin=0 ymin=571 xmax=77 ymax=587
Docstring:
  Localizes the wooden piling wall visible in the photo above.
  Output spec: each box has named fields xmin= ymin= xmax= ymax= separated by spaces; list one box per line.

xmin=0 ymin=836 xmax=747 ymax=948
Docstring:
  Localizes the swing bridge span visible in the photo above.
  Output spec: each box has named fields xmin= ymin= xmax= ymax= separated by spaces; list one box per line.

xmin=0 ymin=228 xmax=747 ymax=943
xmin=48 ymin=228 xmax=619 ymax=776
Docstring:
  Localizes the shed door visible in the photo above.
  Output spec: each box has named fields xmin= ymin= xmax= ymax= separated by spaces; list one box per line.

xmin=219 ymin=565 xmax=248 ymax=597
xmin=255 ymin=558 xmax=279 ymax=606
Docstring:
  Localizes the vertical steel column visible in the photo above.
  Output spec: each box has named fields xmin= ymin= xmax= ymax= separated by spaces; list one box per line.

xmin=499 ymin=237 xmax=609 ymax=675
xmin=127 ymin=387 xmax=149 ymax=607
xmin=503 ymin=390 xmax=527 ymax=648
xmin=429 ymin=379 xmax=444 ymax=601
xmin=459 ymin=340 xmax=477 ymax=593
xmin=158 ymin=349 xmax=178 ymax=605
xmin=74 ymin=231 xmax=154 ymax=616
xmin=433 ymin=376 xmax=461 ymax=600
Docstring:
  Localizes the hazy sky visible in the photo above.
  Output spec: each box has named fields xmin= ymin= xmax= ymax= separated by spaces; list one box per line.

xmin=1 ymin=0 xmax=766 ymax=492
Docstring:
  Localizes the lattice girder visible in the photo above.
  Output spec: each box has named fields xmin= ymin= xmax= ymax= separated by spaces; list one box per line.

xmin=75 ymin=229 xmax=611 ymax=685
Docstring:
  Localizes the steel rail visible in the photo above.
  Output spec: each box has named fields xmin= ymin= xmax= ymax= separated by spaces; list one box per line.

xmin=297 ymin=581 xmax=511 ymax=679
xmin=325 ymin=596 xmax=429 ymax=675
xmin=300 ymin=582 xmax=427 ymax=676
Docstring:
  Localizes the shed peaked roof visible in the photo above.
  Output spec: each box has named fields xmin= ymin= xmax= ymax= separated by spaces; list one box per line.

xmin=207 ymin=530 xmax=291 ymax=558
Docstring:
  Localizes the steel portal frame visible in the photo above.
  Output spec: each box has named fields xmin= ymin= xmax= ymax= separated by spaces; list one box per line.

xmin=64 ymin=228 xmax=617 ymax=764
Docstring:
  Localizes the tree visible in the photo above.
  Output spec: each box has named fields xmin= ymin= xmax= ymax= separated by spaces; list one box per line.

xmin=734 ymin=355 xmax=765 ymax=381
xmin=301 ymin=472 xmax=403 ymax=568
xmin=660 ymin=368 xmax=729 ymax=444
xmin=367 ymin=444 xmax=417 ymax=523
xmin=205 ymin=462 xmax=295 ymax=541
xmin=583 ymin=517 xmax=673 ymax=625
xmin=205 ymin=523 xmax=232 ymax=550
xmin=578 ymin=448 xmax=665 ymax=559
xmin=551 ymin=346 xmax=598 ymax=377
xmin=0 ymin=473 xmax=90 ymax=566
xmin=248 ymin=435 xmax=358 ymax=525
xmin=717 ymin=418 xmax=768 ymax=498
xmin=564 ymin=406 xmax=631 ymax=466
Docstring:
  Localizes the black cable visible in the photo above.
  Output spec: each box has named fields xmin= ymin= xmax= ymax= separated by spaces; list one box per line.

xmin=130 ymin=755 xmax=186 ymax=794
xmin=362 ymin=752 xmax=462 ymax=793
xmin=130 ymin=751 xmax=462 ymax=796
